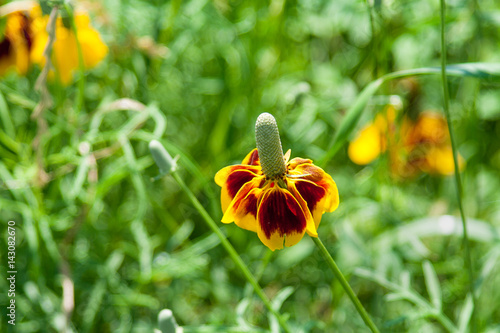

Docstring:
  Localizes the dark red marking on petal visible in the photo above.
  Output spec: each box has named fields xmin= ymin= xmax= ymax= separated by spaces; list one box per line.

xmin=294 ymin=180 xmax=326 ymax=214
xmin=247 ymin=149 xmax=260 ymax=165
xmin=258 ymin=189 xmax=306 ymax=239
xmin=240 ymin=190 xmax=259 ymax=217
xmin=226 ymin=170 xmax=259 ymax=199
xmin=0 ymin=38 xmax=12 ymax=58
xmin=242 ymin=149 xmax=260 ymax=166
xmin=22 ymin=15 xmax=33 ymax=50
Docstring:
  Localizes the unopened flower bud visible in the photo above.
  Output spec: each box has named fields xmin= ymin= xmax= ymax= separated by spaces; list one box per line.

xmin=158 ymin=309 xmax=182 ymax=333
xmin=149 ymin=140 xmax=177 ymax=174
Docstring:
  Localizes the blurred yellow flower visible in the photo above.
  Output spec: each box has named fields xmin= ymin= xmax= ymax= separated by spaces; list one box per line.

xmin=348 ymin=107 xmax=464 ymax=177
xmin=348 ymin=106 xmax=396 ymax=165
xmin=0 ymin=4 xmax=107 ymax=84
xmin=30 ymin=6 xmax=108 ymax=84
xmin=0 ymin=10 xmax=32 ymax=76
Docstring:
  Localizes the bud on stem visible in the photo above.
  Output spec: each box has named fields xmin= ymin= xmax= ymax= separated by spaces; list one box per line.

xmin=255 ymin=113 xmax=286 ymax=179
xmin=149 ymin=140 xmax=177 ymax=175
xmin=158 ymin=309 xmax=181 ymax=333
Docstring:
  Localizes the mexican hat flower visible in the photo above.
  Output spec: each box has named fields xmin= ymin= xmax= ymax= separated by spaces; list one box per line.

xmin=1 ymin=3 xmax=107 ymax=83
xmin=348 ymin=107 xmax=464 ymax=177
xmin=29 ymin=5 xmax=108 ymax=84
xmin=0 ymin=9 xmax=32 ymax=76
xmin=215 ymin=113 xmax=339 ymax=251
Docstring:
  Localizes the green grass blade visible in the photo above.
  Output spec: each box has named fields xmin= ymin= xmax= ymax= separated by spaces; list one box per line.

xmin=422 ymin=260 xmax=442 ymax=311
xmin=439 ymin=2 xmax=477 ymax=331
xmin=269 ymin=287 xmax=294 ymax=333
xmin=320 ymin=78 xmax=383 ymax=165
xmin=0 ymin=90 xmax=15 ymax=138
xmin=458 ymin=294 xmax=474 ymax=333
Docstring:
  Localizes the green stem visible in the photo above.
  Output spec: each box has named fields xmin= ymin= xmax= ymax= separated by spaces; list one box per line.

xmin=171 ymin=171 xmax=292 ymax=333
xmin=364 ymin=0 xmax=378 ymax=78
xmin=312 ymin=237 xmax=380 ymax=333
xmin=64 ymin=3 xmax=86 ymax=114
xmin=439 ymin=2 xmax=477 ymax=332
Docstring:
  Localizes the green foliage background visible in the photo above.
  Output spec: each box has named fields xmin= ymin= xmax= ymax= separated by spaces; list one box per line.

xmin=1 ymin=0 xmax=500 ymax=332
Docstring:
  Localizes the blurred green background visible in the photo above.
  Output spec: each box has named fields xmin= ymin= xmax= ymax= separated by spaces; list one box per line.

xmin=1 ymin=0 xmax=500 ymax=332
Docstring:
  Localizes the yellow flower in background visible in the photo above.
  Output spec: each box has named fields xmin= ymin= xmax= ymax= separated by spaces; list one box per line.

xmin=215 ymin=113 xmax=339 ymax=251
xmin=0 ymin=3 xmax=107 ymax=84
xmin=348 ymin=106 xmax=397 ymax=165
xmin=403 ymin=112 xmax=465 ymax=175
xmin=0 ymin=10 xmax=32 ymax=76
xmin=348 ymin=107 xmax=464 ymax=177
xmin=30 ymin=6 xmax=108 ymax=85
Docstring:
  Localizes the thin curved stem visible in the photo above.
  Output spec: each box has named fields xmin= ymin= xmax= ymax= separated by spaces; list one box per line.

xmin=312 ymin=237 xmax=380 ymax=333
xmin=439 ymin=1 xmax=477 ymax=332
xmin=171 ymin=171 xmax=292 ymax=333
xmin=64 ymin=3 xmax=85 ymax=114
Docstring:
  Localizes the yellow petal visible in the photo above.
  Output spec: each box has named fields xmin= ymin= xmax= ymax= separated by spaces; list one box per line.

xmin=424 ymin=146 xmax=465 ymax=175
xmin=348 ymin=124 xmax=384 ymax=165
xmin=215 ymin=164 xmax=261 ymax=212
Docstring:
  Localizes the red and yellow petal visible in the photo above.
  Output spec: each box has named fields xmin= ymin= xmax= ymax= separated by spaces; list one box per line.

xmin=256 ymin=187 xmax=309 ymax=251
xmin=285 ymin=181 xmax=318 ymax=237
xmin=0 ymin=11 xmax=32 ymax=76
xmin=288 ymin=157 xmax=312 ymax=170
xmin=289 ymin=179 xmax=327 ymax=230
xmin=288 ymin=162 xmax=339 ymax=213
xmin=222 ymin=185 xmax=264 ymax=232
xmin=215 ymin=165 xmax=261 ymax=212
xmin=241 ymin=148 xmax=261 ymax=166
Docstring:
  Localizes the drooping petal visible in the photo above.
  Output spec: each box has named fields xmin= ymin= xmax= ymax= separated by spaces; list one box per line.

xmin=290 ymin=179 xmax=327 ymax=230
xmin=241 ymin=148 xmax=261 ymax=166
xmin=75 ymin=15 xmax=108 ymax=68
xmin=215 ymin=165 xmax=261 ymax=212
xmin=288 ymin=161 xmax=339 ymax=214
xmin=222 ymin=184 xmax=264 ymax=232
xmin=256 ymin=187 xmax=308 ymax=251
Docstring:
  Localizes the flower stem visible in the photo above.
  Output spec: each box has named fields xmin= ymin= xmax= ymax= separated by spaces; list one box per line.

xmin=171 ymin=171 xmax=292 ymax=333
xmin=64 ymin=3 xmax=85 ymax=114
xmin=312 ymin=237 xmax=380 ymax=333
xmin=439 ymin=2 xmax=477 ymax=332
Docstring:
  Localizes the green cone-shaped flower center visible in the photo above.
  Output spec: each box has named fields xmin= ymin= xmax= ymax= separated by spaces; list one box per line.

xmin=255 ymin=113 xmax=286 ymax=179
